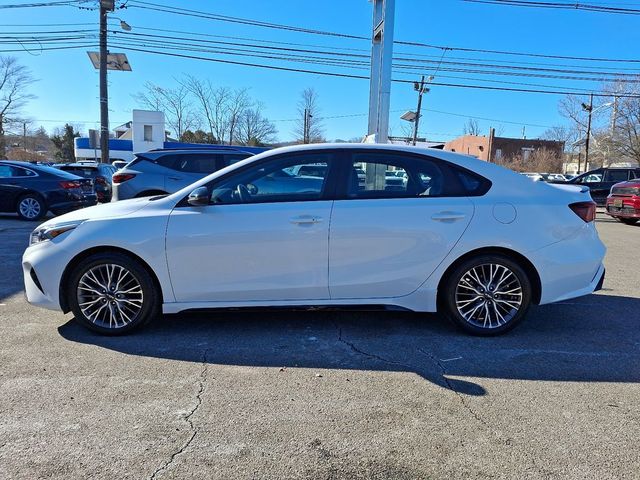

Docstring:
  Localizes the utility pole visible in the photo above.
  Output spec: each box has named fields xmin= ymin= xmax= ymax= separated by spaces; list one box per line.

xmin=303 ymin=107 xmax=308 ymax=144
xmin=99 ymin=0 xmax=114 ymax=164
xmin=23 ymin=122 xmax=27 ymax=153
xmin=583 ymin=93 xmax=594 ymax=172
xmin=412 ymin=75 xmax=428 ymax=146
xmin=367 ymin=0 xmax=395 ymax=143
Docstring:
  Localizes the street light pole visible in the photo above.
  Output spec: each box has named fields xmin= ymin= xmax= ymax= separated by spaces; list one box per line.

xmin=99 ymin=1 xmax=112 ymax=164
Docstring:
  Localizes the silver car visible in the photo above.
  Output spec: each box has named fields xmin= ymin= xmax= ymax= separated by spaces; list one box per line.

xmin=111 ymin=148 xmax=253 ymax=201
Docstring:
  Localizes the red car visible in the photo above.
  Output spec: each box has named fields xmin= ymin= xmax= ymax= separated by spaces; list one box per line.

xmin=606 ymin=179 xmax=640 ymax=225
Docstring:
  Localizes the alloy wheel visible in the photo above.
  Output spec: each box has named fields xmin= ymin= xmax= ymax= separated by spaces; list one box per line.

xmin=454 ymin=263 xmax=523 ymax=329
xmin=76 ymin=263 xmax=144 ymax=329
xmin=19 ymin=197 xmax=41 ymax=219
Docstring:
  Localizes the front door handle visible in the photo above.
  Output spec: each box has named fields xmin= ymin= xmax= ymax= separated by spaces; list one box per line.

xmin=431 ymin=211 xmax=466 ymax=222
xmin=168 ymin=176 xmax=182 ymax=181
xmin=290 ymin=215 xmax=322 ymax=225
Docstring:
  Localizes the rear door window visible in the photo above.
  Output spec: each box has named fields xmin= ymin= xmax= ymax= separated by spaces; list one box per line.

xmin=174 ymin=154 xmax=221 ymax=174
xmin=605 ymin=170 xmax=631 ymax=183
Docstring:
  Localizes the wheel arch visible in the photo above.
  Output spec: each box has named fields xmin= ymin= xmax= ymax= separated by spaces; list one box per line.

xmin=437 ymin=246 xmax=542 ymax=306
xmin=59 ymin=245 xmax=164 ymax=313
xmin=14 ymin=190 xmax=46 ymax=209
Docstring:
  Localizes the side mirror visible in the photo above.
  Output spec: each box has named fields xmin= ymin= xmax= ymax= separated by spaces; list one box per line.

xmin=187 ymin=186 xmax=210 ymax=206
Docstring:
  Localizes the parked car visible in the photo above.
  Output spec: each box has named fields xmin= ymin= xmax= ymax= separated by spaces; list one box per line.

xmin=111 ymin=148 xmax=254 ymax=201
xmin=0 ymin=160 xmax=96 ymax=220
xmin=605 ymin=179 xmax=640 ymax=225
xmin=549 ymin=167 xmax=640 ymax=205
xmin=23 ymin=144 xmax=605 ymax=337
xmin=57 ymin=161 xmax=117 ymax=202
xmin=522 ymin=172 xmax=545 ymax=181
xmin=546 ymin=173 xmax=567 ymax=182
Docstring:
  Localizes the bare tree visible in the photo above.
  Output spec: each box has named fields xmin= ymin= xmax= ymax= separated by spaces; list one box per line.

xmin=294 ymin=87 xmax=325 ymax=143
xmin=601 ymin=80 xmax=640 ymax=165
xmin=227 ymin=88 xmax=251 ymax=145
xmin=463 ymin=118 xmax=481 ymax=136
xmin=236 ymin=103 xmax=277 ymax=146
xmin=134 ymin=81 xmax=196 ymax=139
xmin=0 ymin=56 xmax=36 ymax=159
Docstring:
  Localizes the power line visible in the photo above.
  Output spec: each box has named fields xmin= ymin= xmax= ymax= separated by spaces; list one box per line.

xmin=0 ymin=1 xmax=86 ymax=9
xmin=109 ymin=43 xmax=640 ymax=97
xmin=125 ymin=0 xmax=640 ymax=64
xmin=463 ymin=0 xmax=640 ymax=15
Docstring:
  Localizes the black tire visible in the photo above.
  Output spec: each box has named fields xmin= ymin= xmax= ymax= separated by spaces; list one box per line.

xmin=67 ymin=252 xmax=159 ymax=335
xmin=618 ymin=218 xmax=639 ymax=225
xmin=16 ymin=193 xmax=47 ymax=220
xmin=439 ymin=254 xmax=532 ymax=336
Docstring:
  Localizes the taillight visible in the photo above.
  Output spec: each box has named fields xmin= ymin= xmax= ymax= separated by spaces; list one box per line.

xmin=95 ymin=176 xmax=108 ymax=185
xmin=112 ymin=173 xmax=135 ymax=184
xmin=569 ymin=201 xmax=596 ymax=223
xmin=59 ymin=181 xmax=81 ymax=189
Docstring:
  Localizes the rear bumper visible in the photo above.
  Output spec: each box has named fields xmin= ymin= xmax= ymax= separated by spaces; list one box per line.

xmin=606 ymin=196 xmax=640 ymax=218
xmin=528 ymin=223 xmax=606 ymax=305
xmin=49 ymin=196 xmax=97 ymax=214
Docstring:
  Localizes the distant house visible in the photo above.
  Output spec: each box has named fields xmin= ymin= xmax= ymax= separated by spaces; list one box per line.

xmin=444 ymin=132 xmax=564 ymax=163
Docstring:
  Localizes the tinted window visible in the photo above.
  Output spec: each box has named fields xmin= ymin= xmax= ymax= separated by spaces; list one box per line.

xmin=175 ymin=154 xmax=219 ymax=174
xmin=13 ymin=167 xmax=37 ymax=177
xmin=210 ymin=153 xmax=331 ymax=205
xmin=605 ymin=170 xmax=630 ymax=183
xmin=154 ymin=155 xmax=179 ymax=169
xmin=61 ymin=167 xmax=98 ymax=178
xmin=346 ymin=153 xmax=459 ymax=199
xmin=0 ymin=165 xmax=12 ymax=177
xmin=222 ymin=154 xmax=251 ymax=166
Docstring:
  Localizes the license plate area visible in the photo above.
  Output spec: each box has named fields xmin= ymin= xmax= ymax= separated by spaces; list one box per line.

xmin=613 ymin=198 xmax=623 ymax=207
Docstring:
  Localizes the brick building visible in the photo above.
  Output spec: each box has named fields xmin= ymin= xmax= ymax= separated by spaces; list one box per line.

xmin=444 ymin=130 xmax=564 ymax=163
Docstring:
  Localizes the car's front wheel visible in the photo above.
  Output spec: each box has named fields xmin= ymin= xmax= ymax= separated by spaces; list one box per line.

xmin=440 ymin=254 xmax=532 ymax=336
xmin=68 ymin=252 xmax=159 ymax=335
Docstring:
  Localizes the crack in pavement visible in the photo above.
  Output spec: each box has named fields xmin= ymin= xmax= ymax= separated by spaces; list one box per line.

xmin=149 ymin=350 xmax=209 ymax=480
xmin=416 ymin=347 xmax=494 ymax=431
xmin=334 ymin=323 xmax=417 ymax=373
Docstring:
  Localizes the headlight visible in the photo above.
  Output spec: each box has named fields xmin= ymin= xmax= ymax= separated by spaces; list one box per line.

xmin=29 ymin=220 xmax=85 ymax=246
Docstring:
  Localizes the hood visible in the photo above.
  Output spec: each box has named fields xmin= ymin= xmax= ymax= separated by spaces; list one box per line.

xmin=38 ymin=197 xmax=152 ymax=228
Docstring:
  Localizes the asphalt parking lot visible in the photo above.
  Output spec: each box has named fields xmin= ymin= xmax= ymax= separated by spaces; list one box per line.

xmin=0 ymin=212 xmax=639 ymax=480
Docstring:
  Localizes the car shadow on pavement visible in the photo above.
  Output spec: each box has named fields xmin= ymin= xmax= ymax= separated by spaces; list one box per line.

xmin=58 ymin=293 xmax=640 ymax=396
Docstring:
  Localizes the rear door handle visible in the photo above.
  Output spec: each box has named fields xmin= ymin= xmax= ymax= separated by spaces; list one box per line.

xmin=431 ymin=211 xmax=467 ymax=222
xmin=290 ymin=215 xmax=322 ymax=225
xmin=168 ymin=176 xmax=182 ymax=181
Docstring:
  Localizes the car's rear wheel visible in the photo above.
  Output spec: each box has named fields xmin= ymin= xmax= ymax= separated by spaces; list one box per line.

xmin=68 ymin=252 xmax=159 ymax=335
xmin=618 ymin=218 xmax=639 ymax=225
xmin=440 ymin=254 xmax=532 ymax=336
xmin=17 ymin=194 xmax=46 ymax=220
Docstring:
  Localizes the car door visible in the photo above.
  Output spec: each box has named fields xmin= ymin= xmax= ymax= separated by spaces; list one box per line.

xmin=328 ymin=151 xmax=475 ymax=299
xmin=165 ymin=151 xmax=337 ymax=303
xmin=0 ymin=165 xmax=28 ymax=212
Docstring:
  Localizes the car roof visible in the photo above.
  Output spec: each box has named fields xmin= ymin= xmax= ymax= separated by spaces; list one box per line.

xmin=141 ymin=148 xmax=253 ymax=156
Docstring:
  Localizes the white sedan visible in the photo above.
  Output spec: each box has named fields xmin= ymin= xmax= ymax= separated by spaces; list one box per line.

xmin=22 ymin=144 xmax=606 ymax=336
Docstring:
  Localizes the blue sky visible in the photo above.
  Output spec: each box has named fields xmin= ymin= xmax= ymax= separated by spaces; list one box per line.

xmin=3 ymin=0 xmax=638 ymax=142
